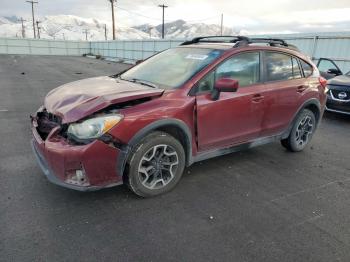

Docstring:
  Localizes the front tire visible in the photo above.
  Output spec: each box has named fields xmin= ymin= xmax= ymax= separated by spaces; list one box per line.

xmin=127 ymin=131 xmax=185 ymax=197
xmin=281 ymin=109 xmax=316 ymax=152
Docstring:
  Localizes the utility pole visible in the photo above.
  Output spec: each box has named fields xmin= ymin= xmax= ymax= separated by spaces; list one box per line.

xmin=36 ymin=20 xmax=41 ymax=39
xmin=26 ymin=0 xmax=38 ymax=39
xmin=104 ymin=24 xmax=107 ymax=40
xmin=83 ymin=29 xmax=89 ymax=41
xmin=158 ymin=4 xmax=168 ymax=39
xmin=108 ymin=0 xmax=117 ymax=40
xmin=220 ymin=14 xmax=223 ymax=36
xmin=20 ymin=17 xmax=26 ymax=38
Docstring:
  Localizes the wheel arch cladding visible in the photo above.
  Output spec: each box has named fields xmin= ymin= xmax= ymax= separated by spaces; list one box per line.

xmin=116 ymin=118 xmax=193 ymax=179
xmin=303 ymin=102 xmax=321 ymax=124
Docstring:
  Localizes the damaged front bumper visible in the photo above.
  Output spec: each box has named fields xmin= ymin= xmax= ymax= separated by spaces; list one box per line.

xmin=30 ymin=108 xmax=124 ymax=191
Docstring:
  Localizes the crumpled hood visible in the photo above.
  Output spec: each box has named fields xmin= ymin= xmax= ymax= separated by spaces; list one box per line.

xmin=328 ymin=75 xmax=350 ymax=87
xmin=44 ymin=76 xmax=164 ymax=123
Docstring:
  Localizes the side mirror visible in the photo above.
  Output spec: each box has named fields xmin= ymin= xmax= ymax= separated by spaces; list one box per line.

xmin=212 ymin=78 xmax=239 ymax=100
xmin=327 ymin=68 xmax=342 ymax=76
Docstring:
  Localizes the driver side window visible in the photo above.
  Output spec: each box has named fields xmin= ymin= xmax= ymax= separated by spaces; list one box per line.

xmin=196 ymin=52 xmax=260 ymax=93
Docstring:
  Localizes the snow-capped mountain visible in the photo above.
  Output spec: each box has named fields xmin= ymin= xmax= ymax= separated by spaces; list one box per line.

xmin=0 ymin=15 xmax=240 ymax=40
xmin=0 ymin=15 xmax=149 ymax=40
xmin=134 ymin=19 xmax=239 ymax=39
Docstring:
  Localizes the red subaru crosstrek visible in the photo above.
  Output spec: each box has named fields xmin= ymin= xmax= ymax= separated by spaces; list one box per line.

xmin=31 ymin=36 xmax=327 ymax=197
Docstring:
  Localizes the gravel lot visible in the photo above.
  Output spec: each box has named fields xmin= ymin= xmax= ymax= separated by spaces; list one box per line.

xmin=1 ymin=54 xmax=350 ymax=262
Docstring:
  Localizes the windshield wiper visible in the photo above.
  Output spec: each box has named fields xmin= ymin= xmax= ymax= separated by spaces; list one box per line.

xmin=131 ymin=78 xmax=158 ymax=89
xmin=120 ymin=77 xmax=158 ymax=89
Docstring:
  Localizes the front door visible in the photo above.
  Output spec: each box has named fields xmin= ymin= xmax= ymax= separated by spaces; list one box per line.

xmin=195 ymin=52 xmax=265 ymax=151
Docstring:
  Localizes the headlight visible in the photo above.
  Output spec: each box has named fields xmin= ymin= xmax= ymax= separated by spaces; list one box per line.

xmin=67 ymin=115 xmax=123 ymax=139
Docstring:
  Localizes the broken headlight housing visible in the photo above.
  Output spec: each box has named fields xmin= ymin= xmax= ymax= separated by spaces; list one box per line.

xmin=67 ymin=115 xmax=123 ymax=140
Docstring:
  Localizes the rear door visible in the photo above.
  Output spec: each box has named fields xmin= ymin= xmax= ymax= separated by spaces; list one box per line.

xmin=259 ymin=51 xmax=306 ymax=137
xmin=195 ymin=52 xmax=266 ymax=151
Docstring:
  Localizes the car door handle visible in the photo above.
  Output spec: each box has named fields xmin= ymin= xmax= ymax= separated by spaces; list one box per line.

xmin=252 ymin=94 xmax=264 ymax=102
xmin=297 ymin=85 xmax=308 ymax=93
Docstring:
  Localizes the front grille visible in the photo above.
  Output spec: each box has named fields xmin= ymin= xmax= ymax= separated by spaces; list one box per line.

xmin=331 ymin=90 xmax=350 ymax=100
xmin=36 ymin=110 xmax=62 ymax=140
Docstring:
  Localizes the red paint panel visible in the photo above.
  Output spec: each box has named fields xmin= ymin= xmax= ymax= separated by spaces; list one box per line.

xmin=196 ymin=84 xmax=265 ymax=151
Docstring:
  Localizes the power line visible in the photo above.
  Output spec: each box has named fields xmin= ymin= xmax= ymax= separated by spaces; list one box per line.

xmin=158 ymin=4 xmax=168 ymax=39
xmin=116 ymin=6 xmax=166 ymax=21
xmin=26 ymin=0 xmax=38 ymax=39
xmin=117 ymin=6 xmax=219 ymax=24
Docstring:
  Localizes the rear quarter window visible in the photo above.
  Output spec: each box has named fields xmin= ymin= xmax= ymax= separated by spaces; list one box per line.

xmin=300 ymin=60 xmax=313 ymax=77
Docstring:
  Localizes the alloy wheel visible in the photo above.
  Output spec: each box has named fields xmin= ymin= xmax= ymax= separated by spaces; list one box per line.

xmin=138 ymin=144 xmax=179 ymax=190
xmin=295 ymin=115 xmax=314 ymax=147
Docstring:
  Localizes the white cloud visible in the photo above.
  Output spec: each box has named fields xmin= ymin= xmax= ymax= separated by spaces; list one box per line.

xmin=1 ymin=0 xmax=350 ymax=34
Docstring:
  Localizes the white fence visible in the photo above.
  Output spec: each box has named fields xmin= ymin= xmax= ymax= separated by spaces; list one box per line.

xmin=1 ymin=34 xmax=350 ymax=72
xmin=90 ymin=35 xmax=350 ymax=72
xmin=0 ymin=38 xmax=90 ymax=56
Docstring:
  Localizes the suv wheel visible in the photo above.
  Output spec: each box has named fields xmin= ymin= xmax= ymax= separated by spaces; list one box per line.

xmin=127 ymin=131 xmax=185 ymax=197
xmin=281 ymin=109 xmax=316 ymax=152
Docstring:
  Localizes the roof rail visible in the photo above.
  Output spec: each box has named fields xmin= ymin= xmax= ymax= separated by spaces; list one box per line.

xmin=249 ymin=38 xmax=288 ymax=46
xmin=180 ymin=36 xmax=299 ymax=50
xmin=180 ymin=36 xmax=250 ymax=46
xmin=249 ymin=38 xmax=299 ymax=50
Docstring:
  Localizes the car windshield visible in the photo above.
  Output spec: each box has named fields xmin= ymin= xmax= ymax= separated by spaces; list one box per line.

xmin=120 ymin=47 xmax=224 ymax=89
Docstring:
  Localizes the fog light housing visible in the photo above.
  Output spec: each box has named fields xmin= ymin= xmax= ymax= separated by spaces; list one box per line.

xmin=65 ymin=169 xmax=89 ymax=186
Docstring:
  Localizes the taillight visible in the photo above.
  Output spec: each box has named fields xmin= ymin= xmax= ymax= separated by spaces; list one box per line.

xmin=319 ymin=77 xmax=328 ymax=93
xmin=319 ymin=77 xmax=327 ymax=88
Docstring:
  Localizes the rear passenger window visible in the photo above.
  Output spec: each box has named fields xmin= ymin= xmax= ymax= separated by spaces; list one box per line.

xmin=300 ymin=60 xmax=313 ymax=77
xmin=265 ymin=52 xmax=293 ymax=81
xmin=292 ymin=58 xmax=302 ymax=79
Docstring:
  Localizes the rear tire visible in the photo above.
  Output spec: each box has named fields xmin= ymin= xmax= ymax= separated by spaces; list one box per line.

xmin=126 ymin=131 xmax=185 ymax=197
xmin=281 ymin=109 xmax=316 ymax=152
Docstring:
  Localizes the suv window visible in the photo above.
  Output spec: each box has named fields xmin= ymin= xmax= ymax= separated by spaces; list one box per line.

xmin=265 ymin=52 xmax=293 ymax=81
xmin=121 ymin=48 xmax=224 ymax=89
xmin=196 ymin=52 xmax=260 ymax=93
xmin=300 ymin=60 xmax=313 ymax=77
